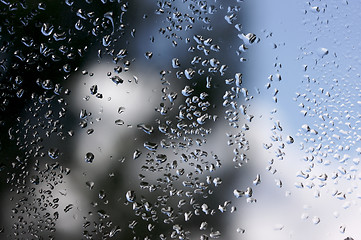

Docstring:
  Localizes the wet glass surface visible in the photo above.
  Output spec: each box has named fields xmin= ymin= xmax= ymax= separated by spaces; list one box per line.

xmin=0 ymin=0 xmax=360 ymax=239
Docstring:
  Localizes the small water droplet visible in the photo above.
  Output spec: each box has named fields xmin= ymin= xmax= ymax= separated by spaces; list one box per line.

xmin=90 ymin=85 xmax=98 ymax=95
xmin=181 ymin=86 xmax=194 ymax=96
xmin=200 ymin=221 xmax=208 ymax=230
xmin=184 ymin=68 xmax=195 ymax=79
xmin=137 ymin=123 xmax=154 ymax=134
xmin=155 ymin=154 xmax=167 ymax=163
xmin=133 ymin=149 xmax=142 ymax=160
xmin=86 ymin=181 xmax=95 ymax=190
xmin=209 ymin=230 xmax=221 ymax=238
xmin=41 ymin=23 xmax=54 ymax=36
xmin=236 ymin=228 xmax=245 ymax=233
xmin=145 ymin=51 xmax=153 ymax=59
xmin=30 ymin=175 xmax=40 ymax=185
xmin=80 ymin=109 xmax=88 ymax=119
xmin=312 ymin=216 xmax=320 ymax=225
xmin=273 ymin=224 xmax=284 ymax=231
xmin=286 ymin=136 xmax=294 ymax=144
xmin=48 ymin=148 xmax=59 ymax=159
xmin=85 ymin=152 xmax=95 ymax=163
xmin=115 ymin=119 xmax=124 ymax=126
xmin=118 ymin=107 xmax=125 ymax=114
xmin=144 ymin=142 xmax=158 ymax=151
xmin=64 ymin=204 xmax=73 ymax=213
xmin=111 ymin=76 xmax=124 ymax=85
xmin=317 ymin=47 xmax=329 ymax=58
xmin=253 ymin=174 xmax=261 ymax=185
xmin=126 ymin=190 xmax=136 ymax=202
xmin=172 ymin=58 xmax=180 ymax=68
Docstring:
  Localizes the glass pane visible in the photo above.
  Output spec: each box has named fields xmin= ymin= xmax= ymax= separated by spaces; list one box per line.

xmin=0 ymin=0 xmax=359 ymax=239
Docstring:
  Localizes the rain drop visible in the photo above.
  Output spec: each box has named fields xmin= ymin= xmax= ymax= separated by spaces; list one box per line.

xmin=85 ymin=152 xmax=95 ymax=163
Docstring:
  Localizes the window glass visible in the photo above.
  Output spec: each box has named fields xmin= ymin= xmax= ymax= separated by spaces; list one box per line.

xmin=0 ymin=0 xmax=359 ymax=239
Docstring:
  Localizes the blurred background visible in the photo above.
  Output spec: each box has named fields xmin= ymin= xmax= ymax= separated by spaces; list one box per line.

xmin=0 ymin=0 xmax=360 ymax=239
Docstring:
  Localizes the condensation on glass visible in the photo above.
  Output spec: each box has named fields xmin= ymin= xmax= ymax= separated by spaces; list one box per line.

xmin=0 ymin=0 xmax=359 ymax=239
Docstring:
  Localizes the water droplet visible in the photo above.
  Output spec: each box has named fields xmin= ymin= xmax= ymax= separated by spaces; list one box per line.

xmin=312 ymin=216 xmax=320 ymax=225
xmin=145 ymin=51 xmax=153 ymax=59
xmin=104 ymin=11 xmax=115 ymax=33
xmin=200 ymin=222 xmax=208 ymax=230
xmin=126 ymin=190 xmax=136 ymax=202
xmin=155 ymin=154 xmax=167 ymax=163
xmin=90 ymin=85 xmax=98 ymax=95
xmin=286 ymin=136 xmax=294 ymax=144
xmin=137 ymin=123 xmax=154 ymax=134
xmin=144 ymin=142 xmax=158 ymax=151
xmin=184 ymin=68 xmax=195 ymax=79
xmin=118 ymin=107 xmax=125 ymax=114
xmin=233 ymin=189 xmax=244 ymax=198
xmin=30 ymin=175 xmax=40 ymax=185
xmin=115 ymin=119 xmax=124 ymax=126
xmin=87 ymin=129 xmax=94 ymax=135
xmin=48 ymin=148 xmax=59 ymax=159
xmin=64 ymin=204 xmax=73 ymax=213
xmin=275 ymin=179 xmax=282 ymax=188
xmin=236 ymin=227 xmax=245 ymax=234
xmin=42 ymin=79 xmax=54 ymax=90
xmin=238 ymin=33 xmax=257 ymax=45
xmin=273 ymin=224 xmax=284 ymax=231
xmin=86 ymin=181 xmax=95 ymax=190
xmin=311 ymin=6 xmax=320 ymax=12
xmin=317 ymin=47 xmax=329 ymax=58
xmin=80 ymin=109 xmax=88 ymax=119
xmin=181 ymin=86 xmax=194 ymax=96
xmin=85 ymin=152 xmax=95 ymax=163
xmin=41 ymin=23 xmax=54 ymax=36
xmin=209 ymin=230 xmax=221 ymax=238
xmin=172 ymin=58 xmax=180 ymax=68
xmin=168 ymin=92 xmax=177 ymax=102
xmin=109 ymin=226 xmax=122 ymax=237
xmin=111 ymin=76 xmax=124 ymax=85
xmin=133 ymin=149 xmax=142 ymax=160
xmin=253 ymin=174 xmax=261 ymax=185
xmin=301 ymin=124 xmax=310 ymax=132
xmin=184 ymin=211 xmax=193 ymax=221
xmin=224 ymin=14 xmax=237 ymax=24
